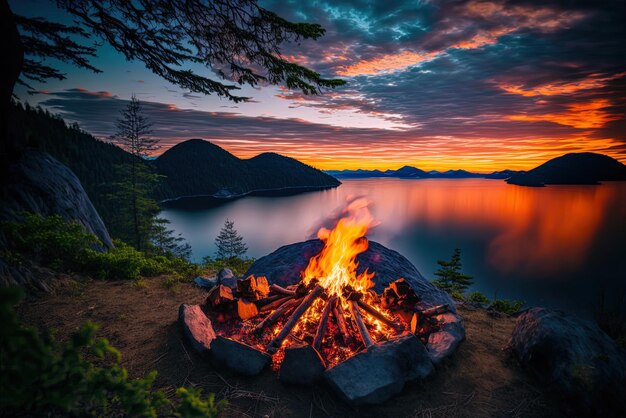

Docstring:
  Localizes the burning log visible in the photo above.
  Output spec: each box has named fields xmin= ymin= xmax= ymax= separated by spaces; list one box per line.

xmin=237 ymin=299 xmax=259 ymax=320
xmin=389 ymin=278 xmax=420 ymax=307
xmin=357 ymin=299 xmax=405 ymax=333
xmin=206 ymin=285 xmax=234 ymax=309
xmin=254 ymin=294 xmax=284 ymax=309
xmin=267 ymin=285 xmax=325 ymax=354
xmin=270 ymin=284 xmax=296 ymax=296
xmin=349 ymin=300 xmax=374 ymax=349
xmin=410 ymin=304 xmax=451 ymax=334
xmin=332 ymin=300 xmax=352 ymax=346
xmin=418 ymin=304 xmax=450 ymax=317
xmin=259 ymin=295 xmax=294 ymax=312
xmin=313 ymin=296 xmax=337 ymax=351
xmin=237 ymin=275 xmax=270 ymax=300
xmin=254 ymin=297 xmax=302 ymax=333
xmin=381 ymin=287 xmax=398 ymax=309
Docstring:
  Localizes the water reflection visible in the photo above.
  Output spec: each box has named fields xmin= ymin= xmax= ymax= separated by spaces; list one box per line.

xmin=161 ymin=179 xmax=626 ymax=312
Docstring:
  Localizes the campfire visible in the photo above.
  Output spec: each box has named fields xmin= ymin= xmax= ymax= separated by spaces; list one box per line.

xmin=198 ymin=199 xmax=451 ymax=381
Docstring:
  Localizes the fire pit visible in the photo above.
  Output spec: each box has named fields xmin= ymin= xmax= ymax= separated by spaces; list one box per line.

xmin=180 ymin=200 xmax=465 ymax=404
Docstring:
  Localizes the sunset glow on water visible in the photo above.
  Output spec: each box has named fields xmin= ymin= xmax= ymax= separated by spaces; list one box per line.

xmin=161 ymin=179 xmax=626 ymax=314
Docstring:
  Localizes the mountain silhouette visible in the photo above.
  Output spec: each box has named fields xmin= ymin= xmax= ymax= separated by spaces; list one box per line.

xmin=507 ymin=152 xmax=626 ymax=187
xmin=155 ymin=139 xmax=340 ymax=201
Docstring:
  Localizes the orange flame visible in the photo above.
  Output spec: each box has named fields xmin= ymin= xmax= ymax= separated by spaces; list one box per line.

xmin=302 ymin=198 xmax=377 ymax=296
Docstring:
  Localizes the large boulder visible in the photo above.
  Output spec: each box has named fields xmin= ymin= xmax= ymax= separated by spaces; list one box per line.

xmin=324 ymin=334 xmax=434 ymax=405
xmin=246 ymin=239 xmax=454 ymax=309
xmin=0 ymin=152 xmax=113 ymax=289
xmin=511 ymin=308 xmax=626 ymax=415
xmin=246 ymin=239 xmax=463 ymax=363
xmin=279 ymin=344 xmax=326 ymax=385
xmin=209 ymin=336 xmax=271 ymax=376
xmin=0 ymin=151 xmax=113 ymax=247
xmin=178 ymin=304 xmax=216 ymax=354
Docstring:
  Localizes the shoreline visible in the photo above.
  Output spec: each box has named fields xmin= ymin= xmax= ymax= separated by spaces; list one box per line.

xmin=159 ymin=183 xmax=340 ymax=208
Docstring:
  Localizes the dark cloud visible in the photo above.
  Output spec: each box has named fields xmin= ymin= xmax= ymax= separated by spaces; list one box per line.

xmin=27 ymin=0 xmax=626 ymax=168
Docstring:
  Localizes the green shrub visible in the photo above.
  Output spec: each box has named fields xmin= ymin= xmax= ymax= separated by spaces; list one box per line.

xmin=450 ymin=290 xmax=465 ymax=301
xmin=175 ymin=388 xmax=225 ymax=418
xmin=0 ymin=287 xmax=224 ymax=417
xmin=1 ymin=214 xmax=201 ymax=281
xmin=468 ymin=291 xmax=491 ymax=305
xmin=202 ymin=256 xmax=255 ymax=276
xmin=489 ymin=298 xmax=524 ymax=314
xmin=1 ymin=214 xmax=98 ymax=271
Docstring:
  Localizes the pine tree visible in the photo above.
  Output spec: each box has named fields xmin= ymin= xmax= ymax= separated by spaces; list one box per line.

xmin=214 ymin=219 xmax=248 ymax=260
xmin=110 ymin=96 xmax=160 ymax=250
xmin=150 ymin=217 xmax=192 ymax=261
xmin=432 ymin=248 xmax=474 ymax=293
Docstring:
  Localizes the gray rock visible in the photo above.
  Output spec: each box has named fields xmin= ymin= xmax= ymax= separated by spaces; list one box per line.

xmin=194 ymin=276 xmax=218 ymax=289
xmin=427 ymin=312 xmax=466 ymax=364
xmin=511 ymin=308 xmax=626 ymax=415
xmin=279 ymin=344 xmax=326 ymax=385
xmin=218 ymin=268 xmax=237 ymax=288
xmin=209 ymin=336 xmax=271 ymax=376
xmin=0 ymin=151 xmax=113 ymax=248
xmin=178 ymin=304 xmax=216 ymax=354
xmin=324 ymin=334 xmax=434 ymax=405
xmin=246 ymin=239 xmax=463 ymax=362
xmin=178 ymin=304 xmax=269 ymax=375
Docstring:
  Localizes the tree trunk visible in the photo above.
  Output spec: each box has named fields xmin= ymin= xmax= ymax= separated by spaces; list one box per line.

xmin=131 ymin=158 xmax=141 ymax=250
xmin=0 ymin=0 xmax=24 ymax=175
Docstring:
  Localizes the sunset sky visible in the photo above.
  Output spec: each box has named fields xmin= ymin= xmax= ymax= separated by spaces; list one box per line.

xmin=11 ymin=0 xmax=626 ymax=172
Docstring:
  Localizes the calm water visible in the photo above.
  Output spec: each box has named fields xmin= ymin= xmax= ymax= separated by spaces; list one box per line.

xmin=161 ymin=179 xmax=626 ymax=314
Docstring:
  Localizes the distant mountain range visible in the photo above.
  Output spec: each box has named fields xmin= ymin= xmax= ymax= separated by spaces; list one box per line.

xmin=325 ymin=153 xmax=626 ymax=187
xmin=325 ymin=166 xmax=513 ymax=179
xmin=155 ymin=139 xmax=340 ymax=203
xmin=506 ymin=152 xmax=626 ymax=186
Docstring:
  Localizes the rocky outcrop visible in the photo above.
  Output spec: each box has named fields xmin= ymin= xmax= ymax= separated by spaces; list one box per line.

xmin=0 ymin=151 xmax=113 ymax=247
xmin=0 ymin=152 xmax=113 ymax=289
xmin=511 ymin=308 xmax=626 ymax=415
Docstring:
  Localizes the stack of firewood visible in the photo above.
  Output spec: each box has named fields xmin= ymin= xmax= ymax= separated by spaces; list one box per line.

xmin=204 ymin=274 xmax=450 ymax=357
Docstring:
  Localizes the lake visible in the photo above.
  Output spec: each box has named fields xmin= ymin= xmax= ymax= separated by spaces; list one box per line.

xmin=160 ymin=178 xmax=626 ymax=314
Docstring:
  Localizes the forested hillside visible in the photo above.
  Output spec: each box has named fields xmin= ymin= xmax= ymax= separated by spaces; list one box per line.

xmin=155 ymin=139 xmax=340 ymax=200
xmin=7 ymin=102 xmax=143 ymax=237
xmin=8 ymin=104 xmax=340 ymax=235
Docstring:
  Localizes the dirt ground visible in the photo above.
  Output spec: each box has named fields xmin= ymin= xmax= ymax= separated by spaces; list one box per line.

xmin=17 ymin=277 xmax=564 ymax=418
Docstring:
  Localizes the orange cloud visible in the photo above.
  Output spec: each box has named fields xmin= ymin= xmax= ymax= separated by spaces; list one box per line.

xmin=337 ymin=51 xmax=437 ymax=76
xmin=507 ymin=99 xmax=617 ymax=129
xmin=499 ymin=72 xmax=626 ymax=97
xmin=448 ymin=28 xmax=509 ymax=50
